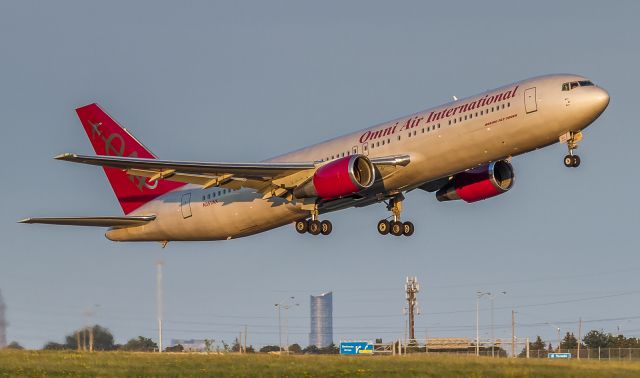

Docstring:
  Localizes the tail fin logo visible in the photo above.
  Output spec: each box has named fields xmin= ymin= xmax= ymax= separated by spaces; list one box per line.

xmin=88 ymin=120 xmax=158 ymax=190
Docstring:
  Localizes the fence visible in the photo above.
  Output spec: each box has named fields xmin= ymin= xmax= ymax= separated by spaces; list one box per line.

xmin=370 ymin=339 xmax=640 ymax=360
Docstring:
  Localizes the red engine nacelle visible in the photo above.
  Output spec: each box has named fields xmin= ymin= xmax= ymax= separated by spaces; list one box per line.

xmin=436 ymin=160 xmax=515 ymax=203
xmin=293 ymin=155 xmax=375 ymax=199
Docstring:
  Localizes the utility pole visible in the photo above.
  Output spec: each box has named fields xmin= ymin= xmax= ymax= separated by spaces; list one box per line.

xmin=276 ymin=304 xmax=282 ymax=352
xmin=404 ymin=276 xmax=420 ymax=342
xmin=156 ymin=260 xmax=164 ymax=353
xmin=511 ymin=310 xmax=516 ymax=357
xmin=577 ymin=318 xmax=582 ymax=359
xmin=244 ymin=324 xmax=247 ymax=353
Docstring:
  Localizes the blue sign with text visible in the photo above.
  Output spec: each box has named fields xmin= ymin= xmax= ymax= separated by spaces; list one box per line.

xmin=340 ymin=341 xmax=374 ymax=355
xmin=548 ymin=353 xmax=572 ymax=359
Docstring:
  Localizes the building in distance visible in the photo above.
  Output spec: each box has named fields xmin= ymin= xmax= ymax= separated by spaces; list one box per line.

xmin=309 ymin=292 xmax=333 ymax=348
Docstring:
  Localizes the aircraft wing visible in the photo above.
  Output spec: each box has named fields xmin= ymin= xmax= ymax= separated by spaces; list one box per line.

xmin=55 ymin=153 xmax=410 ymax=197
xmin=18 ymin=215 xmax=156 ymax=227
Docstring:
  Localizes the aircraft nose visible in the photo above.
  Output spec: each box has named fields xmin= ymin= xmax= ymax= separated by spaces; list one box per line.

xmin=592 ymin=86 xmax=610 ymax=113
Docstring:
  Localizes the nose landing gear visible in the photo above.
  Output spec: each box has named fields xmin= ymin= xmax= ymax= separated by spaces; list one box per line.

xmin=377 ymin=195 xmax=414 ymax=237
xmin=561 ymin=131 xmax=582 ymax=168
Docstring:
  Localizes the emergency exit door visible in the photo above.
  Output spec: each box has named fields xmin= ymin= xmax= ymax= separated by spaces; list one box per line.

xmin=180 ymin=192 xmax=192 ymax=219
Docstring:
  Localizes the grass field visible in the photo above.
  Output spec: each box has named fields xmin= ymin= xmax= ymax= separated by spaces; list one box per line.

xmin=2 ymin=350 xmax=640 ymax=377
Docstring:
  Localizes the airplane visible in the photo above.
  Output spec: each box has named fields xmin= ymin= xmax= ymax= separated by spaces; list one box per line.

xmin=20 ymin=74 xmax=609 ymax=242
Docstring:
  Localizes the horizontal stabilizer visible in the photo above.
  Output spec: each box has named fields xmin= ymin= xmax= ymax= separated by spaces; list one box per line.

xmin=18 ymin=215 xmax=156 ymax=227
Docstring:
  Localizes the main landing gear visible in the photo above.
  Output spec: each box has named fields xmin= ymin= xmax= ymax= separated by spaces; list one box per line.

xmin=377 ymin=195 xmax=414 ymax=237
xmin=295 ymin=208 xmax=332 ymax=236
xmin=562 ymin=131 xmax=582 ymax=168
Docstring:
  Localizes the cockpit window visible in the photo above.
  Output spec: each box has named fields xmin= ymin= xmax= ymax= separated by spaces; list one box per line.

xmin=562 ymin=80 xmax=595 ymax=91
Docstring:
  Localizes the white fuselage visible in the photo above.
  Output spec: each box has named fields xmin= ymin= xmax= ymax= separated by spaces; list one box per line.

xmin=106 ymin=74 xmax=609 ymax=241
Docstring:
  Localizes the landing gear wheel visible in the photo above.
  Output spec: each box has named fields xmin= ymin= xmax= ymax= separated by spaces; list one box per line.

xmin=390 ymin=221 xmax=403 ymax=236
xmin=572 ymin=155 xmax=581 ymax=167
xmin=564 ymin=155 xmax=574 ymax=168
xmin=402 ymin=221 xmax=415 ymax=237
xmin=320 ymin=220 xmax=333 ymax=235
xmin=295 ymin=220 xmax=308 ymax=234
xmin=308 ymin=220 xmax=321 ymax=235
xmin=377 ymin=220 xmax=390 ymax=235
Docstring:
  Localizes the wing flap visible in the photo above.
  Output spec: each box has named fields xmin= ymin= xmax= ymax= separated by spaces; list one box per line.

xmin=18 ymin=215 xmax=156 ymax=227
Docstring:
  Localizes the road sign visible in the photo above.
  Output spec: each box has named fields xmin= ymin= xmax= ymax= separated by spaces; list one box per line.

xmin=548 ymin=353 xmax=572 ymax=359
xmin=340 ymin=341 xmax=374 ymax=355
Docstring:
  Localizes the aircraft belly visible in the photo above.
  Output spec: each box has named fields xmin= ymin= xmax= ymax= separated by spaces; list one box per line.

xmin=106 ymin=189 xmax=305 ymax=241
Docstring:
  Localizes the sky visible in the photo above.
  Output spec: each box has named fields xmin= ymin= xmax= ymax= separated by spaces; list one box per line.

xmin=1 ymin=1 xmax=639 ymax=350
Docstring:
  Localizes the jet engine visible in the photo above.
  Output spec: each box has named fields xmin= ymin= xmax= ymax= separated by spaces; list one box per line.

xmin=436 ymin=160 xmax=514 ymax=203
xmin=293 ymin=155 xmax=375 ymax=199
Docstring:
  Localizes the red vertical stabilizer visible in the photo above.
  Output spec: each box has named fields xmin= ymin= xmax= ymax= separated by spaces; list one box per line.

xmin=75 ymin=103 xmax=185 ymax=214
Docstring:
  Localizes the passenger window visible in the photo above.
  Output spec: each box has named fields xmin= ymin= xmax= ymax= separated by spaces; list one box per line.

xmin=507 ymin=103 xmax=510 ymax=107
xmin=449 ymin=120 xmax=451 ymax=125
xmin=464 ymin=115 xmax=467 ymax=120
xmin=397 ymin=135 xmax=401 ymax=140
xmin=202 ymin=196 xmax=205 ymax=201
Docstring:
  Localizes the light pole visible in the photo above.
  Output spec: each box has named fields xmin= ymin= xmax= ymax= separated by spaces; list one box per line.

xmin=488 ymin=291 xmax=506 ymax=357
xmin=275 ymin=297 xmax=296 ymax=353
xmin=284 ymin=302 xmax=299 ymax=353
xmin=476 ymin=291 xmax=490 ymax=356
xmin=546 ymin=323 xmax=561 ymax=352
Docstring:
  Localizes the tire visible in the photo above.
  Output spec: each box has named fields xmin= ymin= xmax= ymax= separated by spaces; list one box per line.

xmin=390 ymin=221 xmax=403 ymax=236
xmin=572 ymin=155 xmax=581 ymax=167
xmin=295 ymin=220 xmax=308 ymax=234
xmin=564 ymin=155 xmax=573 ymax=167
xmin=320 ymin=220 xmax=333 ymax=235
xmin=402 ymin=221 xmax=415 ymax=237
xmin=377 ymin=220 xmax=390 ymax=235
xmin=308 ymin=220 xmax=321 ymax=235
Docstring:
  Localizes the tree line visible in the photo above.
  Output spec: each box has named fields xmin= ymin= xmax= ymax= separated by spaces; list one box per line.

xmin=31 ymin=324 xmax=339 ymax=353
xmin=521 ymin=330 xmax=640 ymax=356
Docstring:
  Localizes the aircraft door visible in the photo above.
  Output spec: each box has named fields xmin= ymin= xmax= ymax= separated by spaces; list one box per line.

xmin=180 ymin=192 xmax=192 ymax=219
xmin=362 ymin=142 xmax=369 ymax=156
xmin=525 ymin=87 xmax=537 ymax=113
